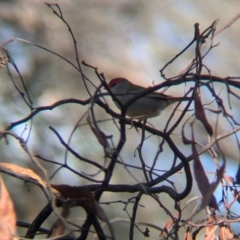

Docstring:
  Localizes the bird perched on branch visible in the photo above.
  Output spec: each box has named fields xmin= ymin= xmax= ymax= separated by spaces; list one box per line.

xmin=108 ymin=77 xmax=187 ymax=120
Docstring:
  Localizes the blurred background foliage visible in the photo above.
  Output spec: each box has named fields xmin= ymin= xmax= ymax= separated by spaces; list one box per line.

xmin=0 ymin=1 xmax=240 ymax=239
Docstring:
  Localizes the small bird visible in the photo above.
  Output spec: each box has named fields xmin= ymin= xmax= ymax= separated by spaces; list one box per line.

xmin=108 ymin=77 xmax=186 ymax=120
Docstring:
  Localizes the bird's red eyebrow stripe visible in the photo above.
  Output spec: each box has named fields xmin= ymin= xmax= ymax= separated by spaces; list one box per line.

xmin=109 ymin=78 xmax=125 ymax=87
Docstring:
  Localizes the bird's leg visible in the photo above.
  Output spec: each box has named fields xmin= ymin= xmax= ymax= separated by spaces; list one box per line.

xmin=127 ymin=117 xmax=140 ymax=132
xmin=133 ymin=119 xmax=147 ymax=133
xmin=128 ymin=118 xmax=135 ymax=129
xmin=141 ymin=119 xmax=147 ymax=132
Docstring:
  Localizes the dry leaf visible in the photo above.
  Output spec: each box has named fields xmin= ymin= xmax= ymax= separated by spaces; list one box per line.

xmin=208 ymin=160 xmax=225 ymax=209
xmin=204 ymin=225 xmax=218 ymax=240
xmin=51 ymin=184 xmax=115 ymax=240
xmin=160 ymin=219 xmax=173 ymax=238
xmin=184 ymin=227 xmax=193 ymax=240
xmin=51 ymin=184 xmax=107 ymax=221
xmin=94 ymin=200 xmax=108 ymax=222
xmin=192 ymin=143 xmax=212 ymax=207
xmin=0 ymin=163 xmax=46 ymax=188
xmin=192 ymin=143 xmax=219 ymax=210
xmin=87 ymin=114 xmax=113 ymax=154
xmin=48 ymin=201 xmax=70 ymax=238
xmin=224 ymin=175 xmax=234 ymax=184
xmin=218 ymin=224 xmax=236 ymax=240
xmin=160 ymin=214 xmax=179 ymax=238
xmin=181 ymin=124 xmax=194 ymax=145
xmin=194 ymin=90 xmax=213 ymax=136
xmin=0 ymin=174 xmax=16 ymax=239
xmin=0 ymin=47 xmax=9 ymax=68
xmin=205 ymin=215 xmax=219 ymax=240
